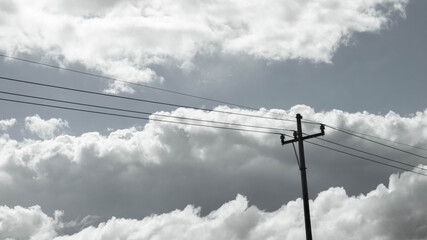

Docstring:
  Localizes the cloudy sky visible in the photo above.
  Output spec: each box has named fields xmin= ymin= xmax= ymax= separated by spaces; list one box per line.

xmin=1 ymin=0 xmax=427 ymax=239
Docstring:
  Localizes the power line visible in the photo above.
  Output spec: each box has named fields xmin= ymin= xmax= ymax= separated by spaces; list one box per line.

xmin=327 ymin=125 xmax=427 ymax=152
xmin=0 ymin=90 xmax=290 ymax=133
xmin=325 ymin=125 xmax=427 ymax=161
xmin=0 ymin=54 xmax=311 ymax=125
xmin=314 ymin=137 xmax=427 ymax=172
xmin=3 ymin=54 xmax=425 ymax=153
xmin=4 ymin=55 xmax=426 ymax=171
xmin=2 ymin=90 xmax=424 ymax=176
xmin=305 ymin=140 xmax=427 ymax=177
xmin=0 ymin=53 xmax=257 ymax=110
xmin=0 ymin=97 xmax=283 ymax=135
xmin=301 ymin=117 xmax=427 ymax=153
xmin=0 ymin=75 xmax=297 ymax=124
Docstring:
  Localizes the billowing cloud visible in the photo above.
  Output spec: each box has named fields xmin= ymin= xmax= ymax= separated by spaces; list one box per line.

xmin=25 ymin=114 xmax=69 ymax=139
xmin=1 ymin=169 xmax=426 ymax=240
xmin=0 ymin=205 xmax=98 ymax=240
xmin=0 ymin=205 xmax=57 ymax=240
xmin=1 ymin=105 xmax=426 ymax=229
xmin=0 ymin=0 xmax=407 ymax=93
xmin=0 ymin=118 xmax=16 ymax=131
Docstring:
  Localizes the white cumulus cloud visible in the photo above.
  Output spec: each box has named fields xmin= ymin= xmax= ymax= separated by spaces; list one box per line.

xmin=0 ymin=118 xmax=16 ymax=131
xmin=25 ymin=114 xmax=69 ymax=139
xmin=0 ymin=205 xmax=57 ymax=240
xmin=1 ymin=169 xmax=426 ymax=240
xmin=0 ymin=0 xmax=407 ymax=93
xmin=1 ymin=105 xmax=427 ymax=239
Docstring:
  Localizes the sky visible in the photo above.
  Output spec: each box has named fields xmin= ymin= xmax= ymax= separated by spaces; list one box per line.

xmin=0 ymin=0 xmax=427 ymax=239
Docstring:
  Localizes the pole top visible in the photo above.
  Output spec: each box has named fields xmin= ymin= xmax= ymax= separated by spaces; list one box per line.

xmin=296 ymin=113 xmax=302 ymax=119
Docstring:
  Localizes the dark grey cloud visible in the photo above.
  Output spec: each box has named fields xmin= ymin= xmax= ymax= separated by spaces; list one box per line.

xmin=1 ymin=106 xmax=426 ymax=228
xmin=2 ymin=168 xmax=426 ymax=239
xmin=1 ymin=1 xmax=426 ymax=239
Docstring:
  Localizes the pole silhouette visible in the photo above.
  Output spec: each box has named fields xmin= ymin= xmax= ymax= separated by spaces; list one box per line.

xmin=281 ymin=114 xmax=325 ymax=240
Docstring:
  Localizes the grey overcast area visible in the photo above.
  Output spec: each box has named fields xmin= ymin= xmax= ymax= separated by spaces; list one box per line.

xmin=0 ymin=0 xmax=426 ymax=239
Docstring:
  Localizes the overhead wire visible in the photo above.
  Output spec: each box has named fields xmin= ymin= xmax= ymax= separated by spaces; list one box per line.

xmin=4 ymin=54 xmax=427 ymax=180
xmin=11 ymin=90 xmax=425 ymax=176
xmin=0 ymin=75 xmax=297 ymax=124
xmin=327 ymin=125 xmax=427 ymax=152
xmin=0 ymin=53 xmax=258 ymax=110
xmin=3 ymin=55 xmax=427 ymax=175
xmin=0 ymin=90 xmax=289 ymax=133
xmin=3 ymin=54 xmax=424 ymax=151
xmin=325 ymin=125 xmax=427 ymax=161
xmin=0 ymin=97 xmax=283 ymax=135
xmin=0 ymin=54 xmax=313 ymax=124
xmin=305 ymin=140 xmax=427 ymax=177
xmin=298 ymin=117 xmax=427 ymax=159
xmin=313 ymin=137 xmax=427 ymax=172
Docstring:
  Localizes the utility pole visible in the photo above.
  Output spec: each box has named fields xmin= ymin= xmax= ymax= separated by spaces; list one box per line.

xmin=280 ymin=114 xmax=325 ymax=240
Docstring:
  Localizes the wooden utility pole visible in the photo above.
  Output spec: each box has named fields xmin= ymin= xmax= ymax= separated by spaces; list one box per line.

xmin=280 ymin=114 xmax=325 ymax=240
